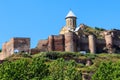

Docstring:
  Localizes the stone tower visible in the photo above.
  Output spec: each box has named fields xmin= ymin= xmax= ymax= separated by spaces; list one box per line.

xmin=65 ymin=32 xmax=76 ymax=52
xmin=88 ymin=35 xmax=96 ymax=53
xmin=65 ymin=10 xmax=77 ymax=31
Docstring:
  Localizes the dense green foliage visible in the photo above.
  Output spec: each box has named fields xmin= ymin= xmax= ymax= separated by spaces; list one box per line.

xmin=0 ymin=52 xmax=83 ymax=80
xmin=1 ymin=52 xmax=120 ymax=79
xmin=92 ymin=61 xmax=120 ymax=80
xmin=0 ymin=58 xmax=49 ymax=80
xmin=48 ymin=58 xmax=82 ymax=80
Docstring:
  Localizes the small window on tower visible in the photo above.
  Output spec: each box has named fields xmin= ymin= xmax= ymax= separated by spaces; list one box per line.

xmin=73 ymin=20 xmax=76 ymax=26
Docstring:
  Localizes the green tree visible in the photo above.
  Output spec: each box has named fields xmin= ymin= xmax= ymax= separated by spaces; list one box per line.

xmin=92 ymin=61 xmax=120 ymax=80
xmin=0 ymin=58 xmax=49 ymax=80
xmin=29 ymin=57 xmax=49 ymax=79
xmin=49 ymin=58 xmax=82 ymax=80
xmin=0 ymin=59 xmax=30 ymax=80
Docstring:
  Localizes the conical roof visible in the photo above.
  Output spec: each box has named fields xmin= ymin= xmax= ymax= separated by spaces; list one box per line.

xmin=66 ymin=10 xmax=76 ymax=18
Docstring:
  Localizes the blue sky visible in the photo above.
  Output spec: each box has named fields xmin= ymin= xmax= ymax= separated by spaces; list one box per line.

xmin=0 ymin=0 xmax=120 ymax=48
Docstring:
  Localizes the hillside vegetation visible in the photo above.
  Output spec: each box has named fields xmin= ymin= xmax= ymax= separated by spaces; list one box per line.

xmin=1 ymin=52 xmax=120 ymax=80
xmin=82 ymin=26 xmax=106 ymax=38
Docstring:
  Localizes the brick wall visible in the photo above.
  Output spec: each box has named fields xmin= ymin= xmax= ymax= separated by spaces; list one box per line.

xmin=13 ymin=38 xmax=30 ymax=52
xmin=37 ymin=40 xmax=48 ymax=51
xmin=53 ymin=35 xmax=65 ymax=51
xmin=1 ymin=37 xmax=30 ymax=60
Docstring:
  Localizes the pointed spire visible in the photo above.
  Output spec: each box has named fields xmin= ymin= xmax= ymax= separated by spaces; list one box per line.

xmin=66 ymin=10 xmax=76 ymax=18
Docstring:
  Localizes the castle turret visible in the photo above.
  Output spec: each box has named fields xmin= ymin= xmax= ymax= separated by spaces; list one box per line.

xmin=65 ymin=10 xmax=77 ymax=31
xmin=65 ymin=32 xmax=76 ymax=52
xmin=88 ymin=35 xmax=96 ymax=54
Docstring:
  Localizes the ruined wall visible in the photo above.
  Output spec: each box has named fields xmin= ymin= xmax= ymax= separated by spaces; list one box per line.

xmin=37 ymin=35 xmax=65 ymax=52
xmin=1 ymin=38 xmax=30 ymax=60
xmin=1 ymin=39 xmax=12 ymax=59
xmin=30 ymin=48 xmax=41 ymax=55
xmin=2 ymin=42 xmax=7 ymax=54
xmin=13 ymin=38 xmax=30 ymax=52
xmin=78 ymin=36 xmax=110 ymax=53
xmin=78 ymin=37 xmax=89 ymax=52
xmin=113 ymin=40 xmax=120 ymax=46
xmin=0 ymin=53 xmax=11 ymax=60
xmin=37 ymin=40 xmax=48 ymax=51
xmin=2 ymin=38 xmax=14 ymax=55
xmin=96 ymin=39 xmax=106 ymax=53
xmin=53 ymin=35 xmax=65 ymax=51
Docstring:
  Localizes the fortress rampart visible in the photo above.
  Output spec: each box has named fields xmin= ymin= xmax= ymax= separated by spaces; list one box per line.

xmin=1 ymin=10 xmax=120 ymax=60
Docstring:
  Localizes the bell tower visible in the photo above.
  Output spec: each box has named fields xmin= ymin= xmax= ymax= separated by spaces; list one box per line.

xmin=65 ymin=10 xmax=77 ymax=31
xmin=59 ymin=10 xmax=77 ymax=34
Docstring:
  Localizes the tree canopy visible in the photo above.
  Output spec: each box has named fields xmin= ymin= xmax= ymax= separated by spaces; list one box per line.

xmin=92 ymin=61 xmax=120 ymax=80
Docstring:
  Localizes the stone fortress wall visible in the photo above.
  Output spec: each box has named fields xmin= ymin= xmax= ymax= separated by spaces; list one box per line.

xmin=1 ymin=10 xmax=120 ymax=60
xmin=0 ymin=38 xmax=30 ymax=60
xmin=37 ymin=31 xmax=119 ymax=53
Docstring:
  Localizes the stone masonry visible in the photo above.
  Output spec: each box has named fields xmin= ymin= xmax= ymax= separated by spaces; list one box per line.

xmin=1 ymin=10 xmax=120 ymax=59
xmin=1 ymin=38 xmax=30 ymax=59
xmin=36 ymin=10 xmax=120 ymax=53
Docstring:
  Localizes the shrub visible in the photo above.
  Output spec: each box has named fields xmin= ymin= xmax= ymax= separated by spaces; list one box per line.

xmin=49 ymin=58 xmax=82 ymax=80
xmin=0 ymin=58 xmax=49 ymax=80
xmin=84 ymin=53 xmax=97 ymax=59
xmin=92 ymin=61 xmax=120 ymax=80
xmin=45 ymin=51 xmax=60 ymax=59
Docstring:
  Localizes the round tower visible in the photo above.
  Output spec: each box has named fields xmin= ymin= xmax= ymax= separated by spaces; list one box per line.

xmin=48 ymin=35 xmax=54 ymax=51
xmin=104 ymin=33 xmax=113 ymax=53
xmin=88 ymin=35 xmax=96 ymax=54
xmin=105 ymin=34 xmax=113 ymax=46
xmin=65 ymin=10 xmax=77 ymax=31
xmin=65 ymin=32 xmax=75 ymax=52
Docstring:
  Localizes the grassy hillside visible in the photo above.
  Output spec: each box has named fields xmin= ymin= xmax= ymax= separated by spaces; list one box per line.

xmin=4 ymin=52 xmax=120 ymax=73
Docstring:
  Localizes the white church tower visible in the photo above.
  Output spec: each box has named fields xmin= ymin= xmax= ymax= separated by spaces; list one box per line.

xmin=66 ymin=10 xmax=77 ymax=31
xmin=60 ymin=10 xmax=77 ymax=34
